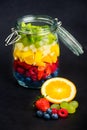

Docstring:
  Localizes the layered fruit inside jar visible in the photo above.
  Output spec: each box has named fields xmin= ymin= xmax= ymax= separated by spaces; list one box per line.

xmin=13 ymin=22 xmax=60 ymax=88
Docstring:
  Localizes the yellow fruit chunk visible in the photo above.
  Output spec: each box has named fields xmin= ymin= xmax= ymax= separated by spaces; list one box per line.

xmin=35 ymin=51 xmax=42 ymax=62
xmin=41 ymin=77 xmax=77 ymax=103
xmin=50 ymin=52 xmax=58 ymax=63
xmin=34 ymin=51 xmax=44 ymax=66
xmin=13 ymin=50 xmax=22 ymax=59
xmin=23 ymin=51 xmax=34 ymax=65
xmin=24 ymin=55 xmax=34 ymax=65
xmin=22 ymin=50 xmax=33 ymax=58
xmin=13 ymin=49 xmax=35 ymax=63
xmin=51 ymin=43 xmax=60 ymax=57
xmin=42 ymin=55 xmax=52 ymax=63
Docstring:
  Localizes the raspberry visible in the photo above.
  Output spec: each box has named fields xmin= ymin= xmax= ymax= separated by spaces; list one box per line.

xmin=20 ymin=62 xmax=31 ymax=70
xmin=52 ymin=108 xmax=58 ymax=114
xmin=25 ymin=71 xmax=31 ymax=77
xmin=31 ymin=75 xmax=37 ymax=81
xmin=17 ymin=67 xmax=25 ymax=74
xmin=58 ymin=108 xmax=68 ymax=118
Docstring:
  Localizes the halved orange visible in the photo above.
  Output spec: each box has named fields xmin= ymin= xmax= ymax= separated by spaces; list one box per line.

xmin=41 ymin=77 xmax=77 ymax=103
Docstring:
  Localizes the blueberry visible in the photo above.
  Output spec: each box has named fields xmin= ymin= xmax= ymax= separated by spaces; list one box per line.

xmin=51 ymin=113 xmax=58 ymax=119
xmin=46 ymin=108 xmax=52 ymax=115
xmin=36 ymin=110 xmax=43 ymax=118
xmin=43 ymin=112 xmax=51 ymax=120
xmin=14 ymin=72 xmax=20 ymax=79
xmin=14 ymin=72 xmax=25 ymax=81
xmin=46 ymin=75 xmax=52 ymax=79
xmin=25 ymin=77 xmax=31 ymax=84
xmin=26 ymin=77 xmax=31 ymax=81
xmin=52 ymin=70 xmax=59 ymax=77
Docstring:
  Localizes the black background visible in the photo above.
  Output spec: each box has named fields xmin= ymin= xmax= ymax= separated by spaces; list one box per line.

xmin=0 ymin=0 xmax=87 ymax=130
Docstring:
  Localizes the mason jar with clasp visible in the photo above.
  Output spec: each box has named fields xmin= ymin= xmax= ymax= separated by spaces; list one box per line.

xmin=5 ymin=15 xmax=84 ymax=88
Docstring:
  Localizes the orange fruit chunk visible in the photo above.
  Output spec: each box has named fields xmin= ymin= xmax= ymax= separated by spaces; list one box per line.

xmin=41 ymin=77 xmax=77 ymax=103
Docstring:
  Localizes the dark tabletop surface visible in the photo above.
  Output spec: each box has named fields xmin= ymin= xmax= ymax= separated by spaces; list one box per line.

xmin=0 ymin=0 xmax=87 ymax=130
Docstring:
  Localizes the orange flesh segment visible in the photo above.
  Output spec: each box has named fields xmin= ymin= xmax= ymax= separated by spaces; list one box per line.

xmin=45 ymin=81 xmax=71 ymax=99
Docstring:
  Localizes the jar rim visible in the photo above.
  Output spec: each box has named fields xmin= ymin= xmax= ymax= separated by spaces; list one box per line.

xmin=15 ymin=15 xmax=58 ymax=35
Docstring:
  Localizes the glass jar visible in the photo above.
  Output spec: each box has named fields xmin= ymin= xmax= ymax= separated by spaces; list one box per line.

xmin=5 ymin=15 xmax=84 ymax=88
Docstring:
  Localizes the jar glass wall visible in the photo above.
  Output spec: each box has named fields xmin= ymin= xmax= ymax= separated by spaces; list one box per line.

xmin=13 ymin=15 xmax=60 ymax=88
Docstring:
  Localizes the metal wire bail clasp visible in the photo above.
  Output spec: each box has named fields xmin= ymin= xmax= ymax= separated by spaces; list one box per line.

xmin=5 ymin=28 xmax=21 ymax=46
xmin=55 ymin=18 xmax=84 ymax=56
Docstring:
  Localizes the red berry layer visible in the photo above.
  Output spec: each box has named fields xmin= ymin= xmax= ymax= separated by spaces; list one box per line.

xmin=13 ymin=60 xmax=59 ymax=81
